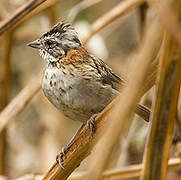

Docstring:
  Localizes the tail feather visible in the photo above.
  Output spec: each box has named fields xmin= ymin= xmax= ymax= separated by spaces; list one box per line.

xmin=135 ymin=104 xmax=151 ymax=122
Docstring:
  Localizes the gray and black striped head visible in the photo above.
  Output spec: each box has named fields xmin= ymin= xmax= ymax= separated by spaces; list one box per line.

xmin=27 ymin=22 xmax=81 ymax=62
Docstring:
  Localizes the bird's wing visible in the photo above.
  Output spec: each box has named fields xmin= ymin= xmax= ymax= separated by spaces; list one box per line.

xmin=90 ymin=54 xmax=151 ymax=122
xmin=90 ymin=54 xmax=125 ymax=91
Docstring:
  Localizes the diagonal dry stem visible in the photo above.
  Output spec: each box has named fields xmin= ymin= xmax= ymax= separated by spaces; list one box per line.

xmin=0 ymin=0 xmax=48 ymax=36
xmin=83 ymin=0 xmax=145 ymax=44
xmin=0 ymin=75 xmax=41 ymax=132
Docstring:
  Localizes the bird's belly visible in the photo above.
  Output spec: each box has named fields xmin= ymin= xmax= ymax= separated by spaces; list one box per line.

xmin=42 ymin=66 xmax=118 ymax=122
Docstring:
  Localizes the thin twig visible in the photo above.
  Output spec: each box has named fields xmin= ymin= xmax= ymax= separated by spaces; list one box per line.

xmin=0 ymin=0 xmax=73 ymax=36
xmin=83 ymin=0 xmax=145 ymax=44
xmin=0 ymin=75 xmax=41 ymax=132
xmin=0 ymin=0 xmax=48 ymax=36
xmin=68 ymin=0 xmax=102 ymax=23
xmin=68 ymin=158 xmax=181 ymax=180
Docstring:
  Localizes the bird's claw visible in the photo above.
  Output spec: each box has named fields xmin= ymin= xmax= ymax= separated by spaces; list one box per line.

xmin=87 ymin=113 xmax=98 ymax=136
xmin=56 ymin=152 xmax=65 ymax=169
xmin=56 ymin=146 xmax=69 ymax=169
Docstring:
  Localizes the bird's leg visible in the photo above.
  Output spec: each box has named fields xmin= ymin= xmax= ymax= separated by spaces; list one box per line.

xmin=87 ymin=113 xmax=99 ymax=136
xmin=56 ymin=123 xmax=86 ymax=169
xmin=56 ymin=113 xmax=99 ymax=169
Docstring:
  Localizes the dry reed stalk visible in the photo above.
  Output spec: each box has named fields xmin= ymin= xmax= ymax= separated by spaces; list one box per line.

xmin=140 ymin=1 xmax=181 ymax=180
xmin=0 ymin=9 xmax=14 ymax=174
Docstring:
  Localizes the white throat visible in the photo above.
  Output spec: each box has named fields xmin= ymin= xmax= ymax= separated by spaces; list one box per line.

xmin=39 ymin=49 xmax=58 ymax=62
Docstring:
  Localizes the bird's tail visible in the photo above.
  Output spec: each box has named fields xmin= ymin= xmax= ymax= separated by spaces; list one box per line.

xmin=135 ymin=104 xmax=151 ymax=122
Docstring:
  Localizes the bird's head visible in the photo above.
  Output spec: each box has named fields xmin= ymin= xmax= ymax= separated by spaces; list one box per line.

xmin=27 ymin=21 xmax=81 ymax=62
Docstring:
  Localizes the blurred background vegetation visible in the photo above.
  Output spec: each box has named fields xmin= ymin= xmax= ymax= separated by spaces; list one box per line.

xmin=0 ymin=0 xmax=180 ymax=179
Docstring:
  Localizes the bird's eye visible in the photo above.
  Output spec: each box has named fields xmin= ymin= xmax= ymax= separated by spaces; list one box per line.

xmin=46 ymin=40 xmax=54 ymax=46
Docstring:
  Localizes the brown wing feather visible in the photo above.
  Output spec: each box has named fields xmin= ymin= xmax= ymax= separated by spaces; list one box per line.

xmin=90 ymin=54 xmax=125 ymax=91
xmin=90 ymin=54 xmax=150 ymax=122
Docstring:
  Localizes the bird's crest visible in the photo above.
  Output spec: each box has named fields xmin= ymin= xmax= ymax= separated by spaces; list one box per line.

xmin=43 ymin=21 xmax=74 ymax=38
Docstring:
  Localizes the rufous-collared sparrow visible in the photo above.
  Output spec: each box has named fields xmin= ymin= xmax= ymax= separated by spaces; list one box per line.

xmin=28 ymin=21 xmax=150 ymax=168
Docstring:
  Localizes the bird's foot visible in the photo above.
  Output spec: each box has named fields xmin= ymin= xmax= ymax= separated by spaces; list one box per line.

xmin=56 ymin=145 xmax=71 ymax=169
xmin=87 ymin=113 xmax=98 ymax=136
xmin=56 ymin=123 xmax=86 ymax=169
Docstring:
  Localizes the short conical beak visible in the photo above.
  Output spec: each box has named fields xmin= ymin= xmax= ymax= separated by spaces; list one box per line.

xmin=27 ymin=39 xmax=41 ymax=49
